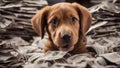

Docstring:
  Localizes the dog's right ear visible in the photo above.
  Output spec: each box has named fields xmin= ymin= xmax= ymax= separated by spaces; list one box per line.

xmin=31 ymin=6 xmax=50 ymax=39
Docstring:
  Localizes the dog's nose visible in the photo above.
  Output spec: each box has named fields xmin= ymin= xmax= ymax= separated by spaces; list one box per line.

xmin=61 ymin=33 xmax=71 ymax=42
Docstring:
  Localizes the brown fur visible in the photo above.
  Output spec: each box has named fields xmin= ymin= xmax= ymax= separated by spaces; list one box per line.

xmin=31 ymin=2 xmax=92 ymax=55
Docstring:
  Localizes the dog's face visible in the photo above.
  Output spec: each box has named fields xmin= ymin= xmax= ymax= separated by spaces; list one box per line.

xmin=47 ymin=4 xmax=80 ymax=51
xmin=31 ymin=3 xmax=92 ymax=52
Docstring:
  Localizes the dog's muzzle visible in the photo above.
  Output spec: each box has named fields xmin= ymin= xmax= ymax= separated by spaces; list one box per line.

xmin=58 ymin=32 xmax=74 ymax=51
xmin=61 ymin=32 xmax=71 ymax=42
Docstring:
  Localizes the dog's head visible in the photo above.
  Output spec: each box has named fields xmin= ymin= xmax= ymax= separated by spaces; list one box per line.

xmin=31 ymin=3 xmax=92 ymax=51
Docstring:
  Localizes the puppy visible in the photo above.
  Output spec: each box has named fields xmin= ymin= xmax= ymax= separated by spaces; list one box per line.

xmin=31 ymin=2 xmax=92 ymax=55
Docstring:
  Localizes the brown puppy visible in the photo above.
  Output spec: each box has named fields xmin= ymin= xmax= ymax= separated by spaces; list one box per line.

xmin=31 ymin=2 xmax=92 ymax=55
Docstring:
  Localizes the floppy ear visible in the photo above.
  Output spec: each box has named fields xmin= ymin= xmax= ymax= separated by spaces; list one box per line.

xmin=31 ymin=6 xmax=50 ymax=39
xmin=72 ymin=3 xmax=92 ymax=35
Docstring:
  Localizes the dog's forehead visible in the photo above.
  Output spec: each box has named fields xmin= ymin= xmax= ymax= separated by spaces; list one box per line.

xmin=49 ymin=3 xmax=78 ymax=16
xmin=51 ymin=3 xmax=73 ymax=9
xmin=47 ymin=3 xmax=79 ymax=22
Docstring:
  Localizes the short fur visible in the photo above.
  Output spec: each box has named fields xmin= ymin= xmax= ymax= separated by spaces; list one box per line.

xmin=31 ymin=2 xmax=92 ymax=55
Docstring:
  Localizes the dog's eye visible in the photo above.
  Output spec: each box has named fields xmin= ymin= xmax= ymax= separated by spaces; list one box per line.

xmin=71 ymin=17 xmax=77 ymax=23
xmin=51 ymin=19 xmax=57 ymax=25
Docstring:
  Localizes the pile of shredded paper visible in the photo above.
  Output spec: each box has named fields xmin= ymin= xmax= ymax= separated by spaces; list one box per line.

xmin=0 ymin=0 xmax=120 ymax=68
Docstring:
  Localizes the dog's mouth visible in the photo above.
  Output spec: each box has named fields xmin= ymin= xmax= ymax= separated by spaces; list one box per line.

xmin=58 ymin=44 xmax=74 ymax=51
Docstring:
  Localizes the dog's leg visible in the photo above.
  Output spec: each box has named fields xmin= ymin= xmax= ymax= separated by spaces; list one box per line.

xmin=69 ymin=40 xmax=88 ymax=55
xmin=44 ymin=39 xmax=58 ymax=53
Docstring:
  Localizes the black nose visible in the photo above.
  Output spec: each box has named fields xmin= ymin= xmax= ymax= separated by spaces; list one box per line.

xmin=61 ymin=33 xmax=71 ymax=42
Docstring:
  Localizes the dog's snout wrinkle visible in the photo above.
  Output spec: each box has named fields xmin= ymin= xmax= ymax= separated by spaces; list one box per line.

xmin=62 ymin=44 xmax=69 ymax=48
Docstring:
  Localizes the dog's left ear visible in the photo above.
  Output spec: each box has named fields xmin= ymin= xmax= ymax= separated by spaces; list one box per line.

xmin=72 ymin=3 xmax=92 ymax=35
xmin=31 ymin=6 xmax=50 ymax=39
